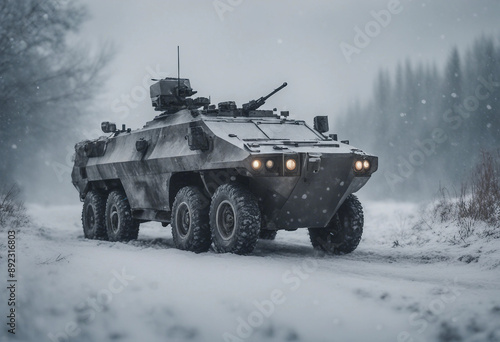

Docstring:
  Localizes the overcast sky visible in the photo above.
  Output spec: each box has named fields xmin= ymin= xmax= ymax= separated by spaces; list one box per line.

xmin=79 ymin=0 xmax=500 ymax=129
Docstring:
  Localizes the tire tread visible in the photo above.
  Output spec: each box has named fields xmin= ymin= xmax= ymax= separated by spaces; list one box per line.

xmin=105 ymin=190 xmax=140 ymax=242
xmin=309 ymin=194 xmax=364 ymax=255
xmin=171 ymin=186 xmax=211 ymax=253
xmin=210 ymin=184 xmax=261 ymax=255
xmin=82 ymin=191 xmax=108 ymax=240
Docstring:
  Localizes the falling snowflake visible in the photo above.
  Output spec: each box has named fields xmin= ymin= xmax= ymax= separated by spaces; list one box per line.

xmin=421 ymin=99 xmax=427 ymax=104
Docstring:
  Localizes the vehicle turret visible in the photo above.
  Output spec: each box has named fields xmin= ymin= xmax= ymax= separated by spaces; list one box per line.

xmin=150 ymin=77 xmax=209 ymax=114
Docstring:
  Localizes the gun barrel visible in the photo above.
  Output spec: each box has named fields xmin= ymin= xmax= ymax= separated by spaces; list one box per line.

xmin=262 ymin=82 xmax=288 ymax=101
xmin=242 ymin=82 xmax=288 ymax=112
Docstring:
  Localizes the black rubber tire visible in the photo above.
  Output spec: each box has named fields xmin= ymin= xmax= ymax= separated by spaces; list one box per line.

xmin=309 ymin=194 xmax=364 ymax=255
xmin=105 ymin=190 xmax=140 ymax=242
xmin=210 ymin=184 xmax=261 ymax=255
xmin=171 ymin=186 xmax=212 ymax=253
xmin=82 ymin=191 xmax=108 ymax=240
xmin=259 ymin=230 xmax=277 ymax=240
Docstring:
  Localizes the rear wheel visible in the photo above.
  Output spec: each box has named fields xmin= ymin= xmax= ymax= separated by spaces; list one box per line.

xmin=171 ymin=186 xmax=211 ymax=253
xmin=105 ymin=190 xmax=140 ymax=242
xmin=309 ymin=194 xmax=363 ymax=255
xmin=210 ymin=184 xmax=261 ymax=255
xmin=82 ymin=191 xmax=108 ymax=240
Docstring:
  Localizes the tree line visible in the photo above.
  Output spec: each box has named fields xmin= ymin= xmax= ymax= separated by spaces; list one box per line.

xmin=336 ymin=34 xmax=500 ymax=199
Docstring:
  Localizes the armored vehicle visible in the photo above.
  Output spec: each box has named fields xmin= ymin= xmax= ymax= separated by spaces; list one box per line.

xmin=72 ymin=76 xmax=378 ymax=255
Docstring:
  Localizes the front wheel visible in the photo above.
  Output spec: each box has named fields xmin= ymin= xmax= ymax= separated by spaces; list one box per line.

xmin=309 ymin=194 xmax=364 ymax=255
xmin=105 ymin=190 xmax=140 ymax=242
xmin=210 ymin=184 xmax=261 ymax=255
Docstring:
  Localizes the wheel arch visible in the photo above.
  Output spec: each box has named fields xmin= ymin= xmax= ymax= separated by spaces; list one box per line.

xmin=82 ymin=179 xmax=126 ymax=199
xmin=168 ymin=169 xmax=251 ymax=209
xmin=168 ymin=172 xmax=205 ymax=209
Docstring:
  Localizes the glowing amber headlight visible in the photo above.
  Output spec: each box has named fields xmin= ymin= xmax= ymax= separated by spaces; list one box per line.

xmin=286 ymin=159 xmax=297 ymax=171
xmin=251 ymin=159 xmax=262 ymax=170
xmin=354 ymin=160 xmax=363 ymax=171
xmin=363 ymin=160 xmax=370 ymax=170
xmin=265 ymin=160 xmax=275 ymax=169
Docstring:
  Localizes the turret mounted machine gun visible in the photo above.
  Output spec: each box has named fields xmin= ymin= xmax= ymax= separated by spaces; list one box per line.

xmin=242 ymin=82 xmax=288 ymax=114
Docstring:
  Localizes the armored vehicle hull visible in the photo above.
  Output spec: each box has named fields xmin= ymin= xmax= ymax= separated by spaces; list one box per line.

xmin=72 ymin=79 xmax=378 ymax=255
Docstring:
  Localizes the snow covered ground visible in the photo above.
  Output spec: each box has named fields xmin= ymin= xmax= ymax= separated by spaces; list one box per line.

xmin=1 ymin=199 xmax=500 ymax=342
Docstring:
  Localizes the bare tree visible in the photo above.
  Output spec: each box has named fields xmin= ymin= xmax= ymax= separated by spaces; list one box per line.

xmin=0 ymin=0 xmax=113 ymax=188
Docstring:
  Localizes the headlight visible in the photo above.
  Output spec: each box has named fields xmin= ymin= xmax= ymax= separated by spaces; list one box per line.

xmin=354 ymin=160 xmax=363 ymax=171
xmin=251 ymin=159 xmax=263 ymax=170
xmin=265 ymin=160 xmax=275 ymax=169
xmin=363 ymin=160 xmax=370 ymax=170
xmin=286 ymin=159 xmax=297 ymax=171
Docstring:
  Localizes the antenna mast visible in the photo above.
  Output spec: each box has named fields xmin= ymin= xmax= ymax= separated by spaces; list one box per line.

xmin=177 ymin=46 xmax=180 ymax=91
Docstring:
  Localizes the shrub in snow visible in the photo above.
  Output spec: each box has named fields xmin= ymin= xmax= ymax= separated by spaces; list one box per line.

xmin=0 ymin=184 xmax=29 ymax=230
xmin=413 ymin=150 xmax=500 ymax=245
xmin=457 ymin=150 xmax=500 ymax=238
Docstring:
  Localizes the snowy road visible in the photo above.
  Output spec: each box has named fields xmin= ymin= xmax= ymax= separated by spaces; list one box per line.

xmin=2 ymin=201 xmax=499 ymax=342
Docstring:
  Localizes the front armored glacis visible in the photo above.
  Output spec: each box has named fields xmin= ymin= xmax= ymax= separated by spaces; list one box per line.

xmin=72 ymin=74 xmax=378 ymax=255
